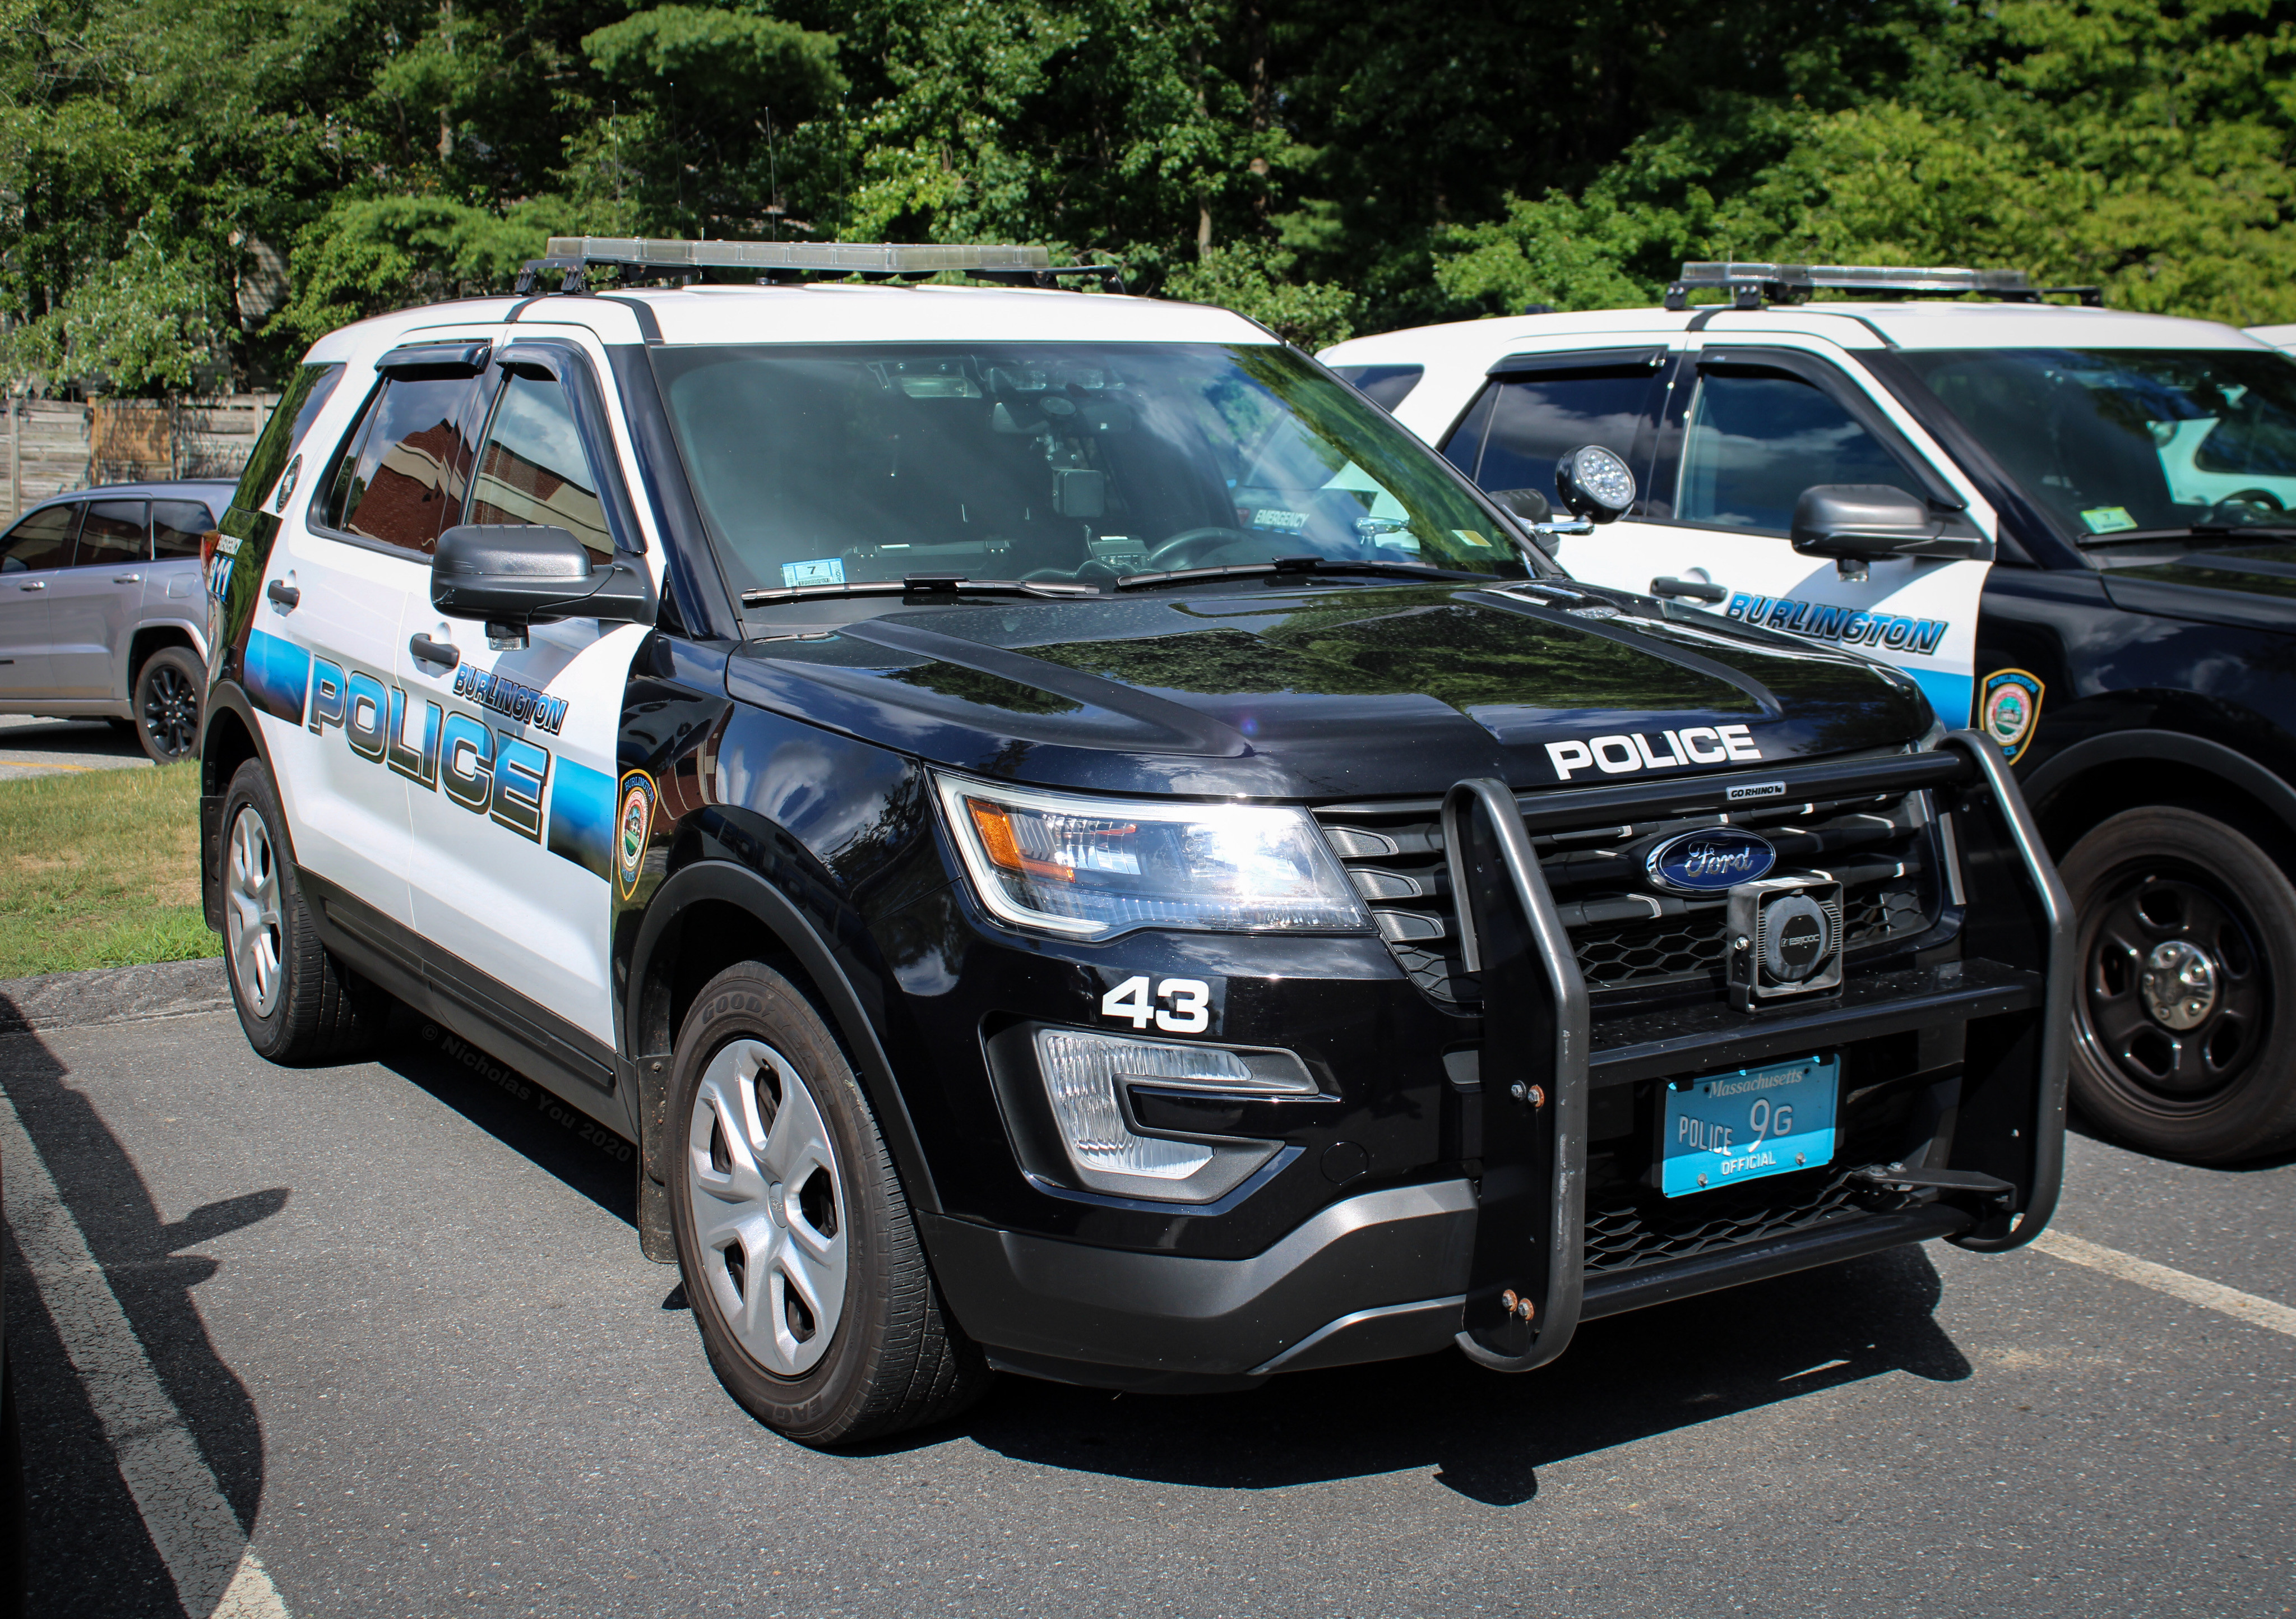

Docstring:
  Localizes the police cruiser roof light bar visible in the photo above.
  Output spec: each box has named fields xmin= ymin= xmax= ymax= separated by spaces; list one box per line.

xmin=1663 ymin=261 xmax=2103 ymax=312
xmin=514 ymin=237 xmax=1126 ymax=295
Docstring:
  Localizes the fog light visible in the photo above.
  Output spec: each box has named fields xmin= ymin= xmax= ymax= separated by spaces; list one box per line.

xmin=1030 ymin=1029 xmax=1314 ymax=1203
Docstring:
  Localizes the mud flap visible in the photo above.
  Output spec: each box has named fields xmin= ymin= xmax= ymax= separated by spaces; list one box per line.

xmin=1441 ymin=779 xmax=1591 ymax=1372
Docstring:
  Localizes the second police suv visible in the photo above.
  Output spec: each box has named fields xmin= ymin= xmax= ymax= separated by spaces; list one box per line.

xmin=1326 ymin=262 xmax=2296 ymax=1165
xmin=199 ymin=239 xmax=2067 ymax=1444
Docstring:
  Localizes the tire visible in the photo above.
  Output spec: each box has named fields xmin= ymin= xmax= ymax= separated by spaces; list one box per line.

xmin=131 ymin=646 xmax=203 ymax=764
xmin=217 ymin=760 xmax=391 ymax=1065
xmin=668 ymin=963 xmax=989 ymax=1446
xmin=2063 ymin=806 xmax=2296 ymax=1162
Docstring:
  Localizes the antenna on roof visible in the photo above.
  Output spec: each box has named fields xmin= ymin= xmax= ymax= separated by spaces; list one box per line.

xmin=1662 ymin=262 xmax=2103 ymax=312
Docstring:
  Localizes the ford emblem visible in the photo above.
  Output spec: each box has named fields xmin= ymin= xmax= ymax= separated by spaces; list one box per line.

xmin=1646 ymin=827 xmax=1776 ymax=894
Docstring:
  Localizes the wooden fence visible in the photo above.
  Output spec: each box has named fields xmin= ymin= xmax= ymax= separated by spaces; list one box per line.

xmin=1 ymin=394 xmax=282 ymax=521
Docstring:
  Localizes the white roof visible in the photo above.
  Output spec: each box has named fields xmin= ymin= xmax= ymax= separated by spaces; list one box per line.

xmin=1323 ymin=300 xmax=2272 ymax=366
xmin=2248 ymin=323 xmax=2296 ymax=353
xmin=302 ymin=284 xmax=1271 ymax=363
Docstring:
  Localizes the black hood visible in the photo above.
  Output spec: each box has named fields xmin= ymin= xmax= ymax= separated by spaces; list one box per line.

xmin=2102 ymin=543 xmax=2296 ymax=632
xmin=724 ymin=582 xmax=1931 ymax=799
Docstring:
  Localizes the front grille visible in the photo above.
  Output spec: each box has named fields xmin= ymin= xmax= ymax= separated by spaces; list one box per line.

xmin=1582 ymin=1171 xmax=1861 ymax=1273
xmin=1316 ymin=764 xmax=1947 ymax=1008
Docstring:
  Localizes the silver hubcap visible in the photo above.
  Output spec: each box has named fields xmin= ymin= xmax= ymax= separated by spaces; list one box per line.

xmin=687 ymin=1039 xmax=848 ymax=1376
xmin=224 ymin=806 xmax=284 ymax=1019
xmin=2142 ymin=939 xmax=2219 ymax=1031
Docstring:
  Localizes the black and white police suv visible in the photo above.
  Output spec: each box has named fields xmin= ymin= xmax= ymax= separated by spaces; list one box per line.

xmin=199 ymin=238 xmax=2068 ymax=1445
xmin=1328 ymin=263 xmax=2296 ymax=1163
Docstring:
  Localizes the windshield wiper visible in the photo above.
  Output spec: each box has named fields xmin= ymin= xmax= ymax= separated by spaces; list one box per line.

xmin=742 ymin=572 xmax=1103 ymax=607
xmin=1114 ymin=555 xmax=1488 ymax=591
xmin=2078 ymin=523 xmax=2296 ymax=549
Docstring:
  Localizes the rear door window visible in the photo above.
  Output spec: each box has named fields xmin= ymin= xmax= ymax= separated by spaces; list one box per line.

xmin=0 ymin=504 xmax=80 ymax=572
xmin=1333 ymin=364 xmax=1425 ymax=410
xmin=317 ymin=375 xmax=473 ymax=556
xmin=1442 ymin=360 xmax=1661 ymax=503
xmin=75 ymin=499 xmax=150 ymax=567
xmin=151 ymin=500 xmax=215 ymax=559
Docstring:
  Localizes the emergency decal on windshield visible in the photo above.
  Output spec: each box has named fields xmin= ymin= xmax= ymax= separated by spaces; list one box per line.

xmin=614 ymin=771 xmax=657 ymax=899
xmin=242 ymin=630 xmax=310 ymax=724
xmin=1546 ymin=725 xmax=1761 ymax=781
xmin=1982 ymin=669 xmax=2044 ymax=764
xmin=1723 ymin=594 xmax=1948 ymax=655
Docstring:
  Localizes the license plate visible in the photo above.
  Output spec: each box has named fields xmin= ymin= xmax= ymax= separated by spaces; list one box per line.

xmin=1660 ymin=1054 xmax=1839 ymax=1197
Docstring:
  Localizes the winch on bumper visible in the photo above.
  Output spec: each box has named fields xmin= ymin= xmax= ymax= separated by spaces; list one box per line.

xmin=925 ymin=733 xmax=2069 ymax=1390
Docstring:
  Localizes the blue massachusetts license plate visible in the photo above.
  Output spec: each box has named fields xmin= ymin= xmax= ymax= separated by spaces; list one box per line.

xmin=1660 ymin=1054 xmax=1840 ymax=1197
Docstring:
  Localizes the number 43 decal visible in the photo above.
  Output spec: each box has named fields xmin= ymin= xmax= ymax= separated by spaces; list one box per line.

xmin=1100 ymin=975 xmax=1211 ymax=1034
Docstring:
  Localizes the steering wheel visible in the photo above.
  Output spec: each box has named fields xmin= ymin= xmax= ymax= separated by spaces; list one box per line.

xmin=1142 ymin=526 xmax=1268 ymax=571
xmin=2200 ymin=491 xmax=2287 ymax=527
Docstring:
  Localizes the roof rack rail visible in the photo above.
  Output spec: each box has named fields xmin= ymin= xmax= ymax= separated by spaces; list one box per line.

xmin=512 ymin=237 xmax=1127 ymax=297
xmin=1663 ymin=261 xmax=2102 ymax=312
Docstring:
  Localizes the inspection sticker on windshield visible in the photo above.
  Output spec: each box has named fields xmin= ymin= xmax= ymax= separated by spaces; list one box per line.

xmin=1660 ymin=1054 xmax=1838 ymax=1196
xmin=2080 ymin=506 xmax=2138 ymax=535
xmin=782 ymin=556 xmax=846 ymax=588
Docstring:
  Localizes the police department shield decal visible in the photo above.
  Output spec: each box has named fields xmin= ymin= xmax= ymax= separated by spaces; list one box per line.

xmin=615 ymin=770 xmax=657 ymax=899
xmin=1981 ymin=669 xmax=2044 ymax=764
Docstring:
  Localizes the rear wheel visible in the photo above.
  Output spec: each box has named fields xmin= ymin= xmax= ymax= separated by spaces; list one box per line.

xmin=219 ymin=760 xmax=391 ymax=1064
xmin=2064 ymin=807 xmax=2296 ymax=1162
xmin=132 ymin=646 xmax=203 ymax=764
xmin=669 ymin=962 xmax=988 ymax=1445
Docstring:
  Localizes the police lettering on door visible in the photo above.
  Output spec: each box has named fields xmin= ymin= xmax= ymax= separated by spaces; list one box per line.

xmin=239 ymin=627 xmax=573 ymax=848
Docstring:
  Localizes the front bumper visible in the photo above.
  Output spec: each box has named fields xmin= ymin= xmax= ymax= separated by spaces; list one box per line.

xmin=926 ymin=733 xmax=2069 ymax=1387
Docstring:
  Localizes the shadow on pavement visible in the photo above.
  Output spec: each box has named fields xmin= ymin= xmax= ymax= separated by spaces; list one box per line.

xmin=377 ymin=1008 xmax=638 ymax=1227
xmin=948 ymin=1243 xmax=1969 ymax=1505
xmin=0 ymin=718 xmax=148 ymax=772
xmin=0 ymin=1012 xmax=280 ymax=1618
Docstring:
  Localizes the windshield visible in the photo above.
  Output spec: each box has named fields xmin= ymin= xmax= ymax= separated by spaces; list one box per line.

xmin=1899 ymin=346 xmax=2296 ymax=540
xmin=651 ymin=341 xmax=1529 ymax=596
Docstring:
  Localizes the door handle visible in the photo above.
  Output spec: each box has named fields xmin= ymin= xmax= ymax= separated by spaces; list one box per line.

xmin=113 ymin=573 xmax=144 ymax=584
xmin=266 ymin=579 xmax=301 ymax=609
xmin=408 ymin=633 xmax=460 ymax=669
xmin=17 ymin=580 xmax=44 ymax=591
xmin=1650 ymin=576 xmax=1728 ymax=603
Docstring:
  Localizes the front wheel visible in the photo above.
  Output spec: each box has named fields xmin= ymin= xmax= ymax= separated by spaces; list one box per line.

xmin=132 ymin=646 xmax=203 ymax=764
xmin=2063 ymin=807 xmax=2296 ymax=1162
xmin=668 ymin=963 xmax=988 ymax=1445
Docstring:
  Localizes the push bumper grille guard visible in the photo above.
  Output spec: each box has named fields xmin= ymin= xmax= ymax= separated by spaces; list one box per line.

xmin=1440 ymin=732 xmax=2071 ymax=1373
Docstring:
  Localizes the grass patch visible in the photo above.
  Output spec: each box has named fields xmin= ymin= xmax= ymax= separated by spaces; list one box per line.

xmin=0 ymin=765 xmax=216 ymax=979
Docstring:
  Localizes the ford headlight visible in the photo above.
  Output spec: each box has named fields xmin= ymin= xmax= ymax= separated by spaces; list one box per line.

xmin=936 ymin=775 xmax=1367 ymax=939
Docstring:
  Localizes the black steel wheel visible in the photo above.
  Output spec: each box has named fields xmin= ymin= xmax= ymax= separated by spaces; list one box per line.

xmin=132 ymin=646 xmax=204 ymax=764
xmin=2063 ymin=807 xmax=2296 ymax=1162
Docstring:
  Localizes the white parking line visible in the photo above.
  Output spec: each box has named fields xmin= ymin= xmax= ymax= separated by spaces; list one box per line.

xmin=2034 ymin=1228 xmax=2296 ymax=1340
xmin=0 ymin=1090 xmax=290 ymax=1618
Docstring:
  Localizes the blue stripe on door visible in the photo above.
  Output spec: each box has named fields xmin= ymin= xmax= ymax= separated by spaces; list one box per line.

xmin=242 ymin=630 xmax=311 ymax=724
xmin=1907 ymin=668 xmax=1974 ymax=732
xmin=545 ymin=757 xmax=616 ymax=881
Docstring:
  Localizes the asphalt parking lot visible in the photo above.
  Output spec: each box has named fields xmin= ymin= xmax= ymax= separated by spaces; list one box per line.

xmin=0 ymin=714 xmax=151 ymax=780
xmin=3 ymin=978 xmax=2291 ymax=1619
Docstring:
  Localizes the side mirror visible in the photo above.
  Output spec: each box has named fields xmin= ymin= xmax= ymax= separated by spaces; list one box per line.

xmin=1790 ymin=486 xmax=1987 ymax=563
xmin=1489 ymin=487 xmax=1552 ymax=525
xmin=432 ymin=524 xmax=652 ymax=641
xmin=1553 ymin=445 xmax=1637 ymax=524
